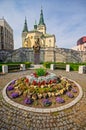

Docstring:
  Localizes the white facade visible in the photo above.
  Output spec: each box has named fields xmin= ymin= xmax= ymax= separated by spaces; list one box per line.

xmin=72 ymin=43 xmax=86 ymax=51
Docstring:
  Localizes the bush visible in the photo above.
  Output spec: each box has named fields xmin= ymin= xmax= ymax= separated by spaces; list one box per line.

xmin=43 ymin=62 xmax=66 ymax=69
xmin=24 ymin=62 xmax=31 ymax=68
xmin=0 ymin=62 xmax=31 ymax=72
xmin=43 ymin=62 xmax=86 ymax=71
xmin=43 ymin=62 xmax=55 ymax=68
xmin=0 ymin=65 xmax=2 ymax=72
xmin=35 ymin=68 xmax=46 ymax=76
xmin=70 ymin=64 xmax=79 ymax=71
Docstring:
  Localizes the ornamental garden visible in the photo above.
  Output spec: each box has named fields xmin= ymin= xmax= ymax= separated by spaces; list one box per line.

xmin=6 ymin=68 xmax=80 ymax=108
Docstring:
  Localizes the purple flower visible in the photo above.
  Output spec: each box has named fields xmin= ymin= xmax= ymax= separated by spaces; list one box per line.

xmin=43 ymin=99 xmax=52 ymax=106
xmin=11 ymin=92 xmax=19 ymax=98
xmin=7 ymin=85 xmax=14 ymax=91
xmin=24 ymin=98 xmax=33 ymax=104
xmin=11 ymin=80 xmax=15 ymax=85
xmin=66 ymin=92 xmax=74 ymax=98
xmin=56 ymin=97 xmax=65 ymax=103
xmin=72 ymin=89 xmax=77 ymax=93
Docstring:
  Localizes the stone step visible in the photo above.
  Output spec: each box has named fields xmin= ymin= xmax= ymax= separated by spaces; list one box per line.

xmin=29 ymin=64 xmax=44 ymax=69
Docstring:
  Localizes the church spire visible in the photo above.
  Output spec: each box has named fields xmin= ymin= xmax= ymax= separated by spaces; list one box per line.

xmin=38 ymin=8 xmax=45 ymax=25
xmin=34 ymin=20 xmax=37 ymax=30
xmin=23 ymin=17 xmax=28 ymax=32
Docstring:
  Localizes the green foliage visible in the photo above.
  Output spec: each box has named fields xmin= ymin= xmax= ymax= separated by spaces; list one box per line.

xmin=35 ymin=68 xmax=46 ymax=76
xmin=24 ymin=62 xmax=31 ymax=68
xmin=43 ymin=62 xmax=66 ymax=69
xmin=43 ymin=62 xmax=55 ymax=68
xmin=0 ymin=62 xmax=31 ymax=72
xmin=43 ymin=62 xmax=86 ymax=71
xmin=70 ymin=63 xmax=86 ymax=71
xmin=0 ymin=65 xmax=2 ymax=72
xmin=70 ymin=64 xmax=79 ymax=71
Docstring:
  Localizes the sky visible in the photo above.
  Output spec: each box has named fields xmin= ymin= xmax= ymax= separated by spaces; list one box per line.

xmin=0 ymin=0 xmax=86 ymax=49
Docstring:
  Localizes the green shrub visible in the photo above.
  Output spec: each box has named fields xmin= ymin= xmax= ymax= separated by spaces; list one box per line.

xmin=43 ymin=62 xmax=66 ymax=69
xmin=35 ymin=68 xmax=46 ymax=76
xmin=43 ymin=62 xmax=55 ymax=68
xmin=0 ymin=65 xmax=2 ymax=72
xmin=0 ymin=62 xmax=31 ymax=72
xmin=70 ymin=64 xmax=79 ymax=71
xmin=24 ymin=62 xmax=31 ymax=68
xmin=43 ymin=62 xmax=86 ymax=71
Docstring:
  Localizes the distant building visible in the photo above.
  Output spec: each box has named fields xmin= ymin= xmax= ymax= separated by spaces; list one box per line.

xmin=22 ymin=9 xmax=56 ymax=48
xmin=0 ymin=18 xmax=14 ymax=50
xmin=72 ymin=36 xmax=86 ymax=51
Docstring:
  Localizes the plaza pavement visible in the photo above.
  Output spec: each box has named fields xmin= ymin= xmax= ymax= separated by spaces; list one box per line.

xmin=0 ymin=69 xmax=86 ymax=130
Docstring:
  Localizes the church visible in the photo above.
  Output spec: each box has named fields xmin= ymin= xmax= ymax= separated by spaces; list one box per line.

xmin=22 ymin=8 xmax=56 ymax=48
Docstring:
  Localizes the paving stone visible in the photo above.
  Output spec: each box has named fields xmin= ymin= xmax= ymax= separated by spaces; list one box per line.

xmin=0 ymin=128 xmax=7 ymax=130
xmin=0 ymin=70 xmax=86 ymax=130
xmin=29 ymin=127 xmax=33 ymax=130
xmin=59 ymin=127 xmax=64 ymax=130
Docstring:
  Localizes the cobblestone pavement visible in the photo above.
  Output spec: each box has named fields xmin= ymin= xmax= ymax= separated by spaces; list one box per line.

xmin=0 ymin=70 xmax=86 ymax=130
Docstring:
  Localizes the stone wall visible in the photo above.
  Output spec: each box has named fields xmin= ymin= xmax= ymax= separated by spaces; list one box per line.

xmin=0 ymin=47 xmax=86 ymax=63
xmin=0 ymin=50 xmax=12 ymax=62
xmin=55 ymin=48 xmax=82 ymax=63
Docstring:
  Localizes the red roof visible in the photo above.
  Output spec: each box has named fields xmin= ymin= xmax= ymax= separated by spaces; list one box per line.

xmin=77 ymin=36 xmax=86 ymax=45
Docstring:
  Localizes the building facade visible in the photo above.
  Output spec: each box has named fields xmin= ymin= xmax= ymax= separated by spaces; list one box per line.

xmin=22 ymin=9 xmax=56 ymax=48
xmin=72 ymin=36 xmax=86 ymax=51
xmin=0 ymin=18 xmax=14 ymax=50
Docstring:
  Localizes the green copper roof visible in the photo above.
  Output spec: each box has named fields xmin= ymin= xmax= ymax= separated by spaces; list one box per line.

xmin=34 ymin=20 xmax=37 ymax=30
xmin=38 ymin=9 xmax=45 ymax=25
xmin=23 ymin=17 xmax=28 ymax=32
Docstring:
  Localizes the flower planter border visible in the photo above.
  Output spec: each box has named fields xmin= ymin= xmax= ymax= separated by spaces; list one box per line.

xmin=2 ymin=77 xmax=83 ymax=113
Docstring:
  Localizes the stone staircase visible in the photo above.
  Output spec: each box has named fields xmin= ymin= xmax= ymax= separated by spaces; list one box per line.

xmin=29 ymin=64 xmax=44 ymax=69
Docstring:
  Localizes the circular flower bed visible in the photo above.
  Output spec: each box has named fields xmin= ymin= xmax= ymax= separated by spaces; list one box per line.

xmin=6 ymin=69 xmax=79 ymax=108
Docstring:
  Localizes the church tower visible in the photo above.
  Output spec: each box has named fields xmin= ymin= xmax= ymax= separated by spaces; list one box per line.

xmin=22 ymin=8 xmax=56 ymax=48
xmin=22 ymin=17 xmax=28 ymax=47
xmin=37 ymin=8 xmax=46 ymax=34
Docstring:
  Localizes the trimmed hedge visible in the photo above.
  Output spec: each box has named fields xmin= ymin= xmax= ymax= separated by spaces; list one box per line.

xmin=43 ymin=62 xmax=66 ymax=69
xmin=43 ymin=62 xmax=86 ymax=71
xmin=0 ymin=65 xmax=2 ymax=72
xmin=70 ymin=63 xmax=86 ymax=71
xmin=43 ymin=62 xmax=56 ymax=68
xmin=0 ymin=62 xmax=31 ymax=72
